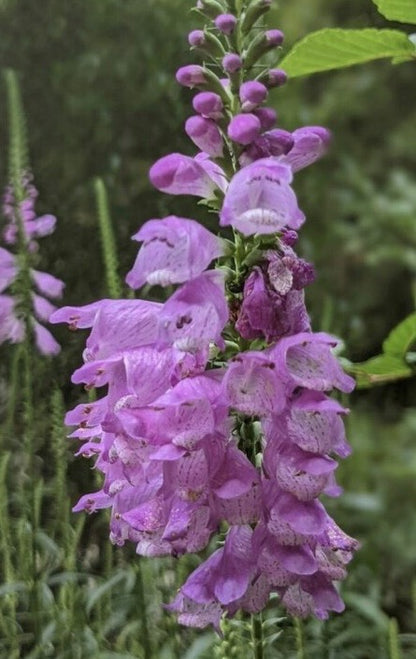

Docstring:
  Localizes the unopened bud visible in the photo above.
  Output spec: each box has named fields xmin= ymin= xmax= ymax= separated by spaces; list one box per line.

xmin=222 ymin=53 xmax=243 ymax=73
xmin=214 ymin=13 xmax=237 ymax=35
xmin=189 ymin=29 xmax=225 ymax=57
xmin=240 ymin=81 xmax=268 ymax=111
xmin=253 ymin=107 xmax=277 ymax=130
xmin=265 ymin=68 xmax=288 ymax=88
xmin=193 ymin=91 xmax=224 ymax=119
xmin=281 ymin=229 xmax=298 ymax=246
xmin=228 ymin=113 xmax=261 ymax=145
xmin=265 ymin=29 xmax=284 ymax=46
xmin=176 ymin=65 xmax=207 ymax=88
xmin=244 ymin=29 xmax=285 ymax=69
xmin=188 ymin=30 xmax=206 ymax=47
xmin=185 ymin=115 xmax=224 ymax=157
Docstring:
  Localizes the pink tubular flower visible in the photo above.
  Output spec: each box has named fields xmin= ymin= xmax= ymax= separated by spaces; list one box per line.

xmin=149 ymin=152 xmax=226 ymax=198
xmin=220 ymin=158 xmax=305 ymax=235
xmin=126 ymin=215 xmax=223 ymax=289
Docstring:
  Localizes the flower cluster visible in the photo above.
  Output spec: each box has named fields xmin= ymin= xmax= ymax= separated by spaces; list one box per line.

xmin=0 ymin=173 xmax=64 ymax=355
xmin=53 ymin=0 xmax=358 ymax=630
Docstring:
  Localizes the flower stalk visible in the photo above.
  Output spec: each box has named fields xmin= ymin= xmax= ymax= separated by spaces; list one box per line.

xmin=53 ymin=0 xmax=359 ymax=646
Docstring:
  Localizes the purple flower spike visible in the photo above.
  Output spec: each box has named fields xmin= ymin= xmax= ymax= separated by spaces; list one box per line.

xmin=214 ymin=13 xmax=237 ymax=35
xmin=267 ymin=68 xmax=288 ymax=88
xmin=188 ymin=30 xmax=206 ymax=48
xmin=176 ymin=65 xmax=207 ymax=88
xmin=227 ymin=113 xmax=261 ymax=146
xmin=126 ymin=215 xmax=223 ymax=288
xmin=149 ymin=153 xmax=223 ymax=198
xmin=265 ymin=29 xmax=284 ymax=46
xmin=222 ymin=53 xmax=243 ymax=74
xmin=240 ymin=81 xmax=268 ymax=112
xmin=253 ymin=107 xmax=277 ymax=131
xmin=185 ymin=116 xmax=224 ymax=158
xmin=192 ymin=92 xmax=224 ymax=119
xmin=220 ymin=158 xmax=305 ymax=235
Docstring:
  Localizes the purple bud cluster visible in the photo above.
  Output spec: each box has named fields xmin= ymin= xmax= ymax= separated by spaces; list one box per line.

xmin=0 ymin=173 xmax=64 ymax=355
xmin=53 ymin=0 xmax=358 ymax=630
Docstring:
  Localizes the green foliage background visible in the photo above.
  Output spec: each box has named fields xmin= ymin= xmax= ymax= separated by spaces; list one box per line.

xmin=0 ymin=0 xmax=416 ymax=656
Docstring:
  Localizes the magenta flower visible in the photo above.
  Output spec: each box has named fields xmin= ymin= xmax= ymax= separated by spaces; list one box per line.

xmin=220 ymin=158 xmax=305 ymax=235
xmin=126 ymin=215 xmax=223 ymax=289
xmin=158 ymin=271 xmax=228 ymax=352
xmin=0 ymin=176 xmax=64 ymax=355
xmin=149 ymin=152 xmax=226 ymax=198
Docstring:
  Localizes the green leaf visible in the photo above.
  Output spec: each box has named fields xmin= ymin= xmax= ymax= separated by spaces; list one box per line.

xmin=351 ymin=354 xmax=412 ymax=387
xmin=373 ymin=0 xmax=416 ymax=24
xmin=382 ymin=312 xmax=416 ymax=356
xmin=280 ymin=28 xmax=415 ymax=77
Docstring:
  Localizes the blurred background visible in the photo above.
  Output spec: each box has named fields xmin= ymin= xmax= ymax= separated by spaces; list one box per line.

xmin=0 ymin=0 xmax=416 ymax=657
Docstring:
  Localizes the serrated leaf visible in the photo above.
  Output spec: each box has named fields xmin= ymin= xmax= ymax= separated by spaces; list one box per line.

xmin=382 ymin=312 xmax=416 ymax=356
xmin=352 ymin=354 xmax=412 ymax=388
xmin=280 ymin=28 xmax=415 ymax=77
xmin=373 ymin=0 xmax=416 ymax=24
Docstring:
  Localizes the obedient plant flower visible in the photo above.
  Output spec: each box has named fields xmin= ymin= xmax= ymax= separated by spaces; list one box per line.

xmin=126 ymin=215 xmax=224 ymax=289
xmin=54 ymin=0 xmax=358 ymax=634
xmin=0 ymin=173 xmax=63 ymax=355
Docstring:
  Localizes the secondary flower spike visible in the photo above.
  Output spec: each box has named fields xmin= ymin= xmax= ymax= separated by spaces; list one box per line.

xmin=0 ymin=173 xmax=63 ymax=355
xmin=56 ymin=0 xmax=358 ymax=634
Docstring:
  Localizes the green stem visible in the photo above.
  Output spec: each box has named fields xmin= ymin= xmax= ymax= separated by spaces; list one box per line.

xmin=294 ymin=618 xmax=305 ymax=659
xmin=388 ymin=618 xmax=402 ymax=659
xmin=94 ymin=178 xmax=122 ymax=299
xmin=251 ymin=613 xmax=264 ymax=659
xmin=4 ymin=344 xmax=22 ymax=439
xmin=135 ymin=560 xmax=152 ymax=659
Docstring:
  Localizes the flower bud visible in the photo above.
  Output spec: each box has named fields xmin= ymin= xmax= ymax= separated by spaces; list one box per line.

xmin=189 ymin=30 xmax=225 ymax=57
xmin=188 ymin=30 xmax=206 ymax=48
xmin=185 ymin=115 xmax=224 ymax=157
xmin=265 ymin=29 xmax=285 ymax=47
xmin=240 ymin=81 xmax=268 ymax=111
xmin=193 ymin=91 xmax=224 ymax=119
xmin=222 ymin=53 xmax=242 ymax=74
xmin=253 ymin=107 xmax=277 ymax=131
xmin=244 ymin=30 xmax=285 ymax=69
xmin=281 ymin=229 xmax=298 ymax=246
xmin=228 ymin=113 xmax=261 ymax=145
xmin=214 ymin=13 xmax=237 ymax=35
xmin=266 ymin=68 xmax=288 ymax=88
xmin=241 ymin=0 xmax=272 ymax=34
xmin=176 ymin=65 xmax=207 ymax=88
